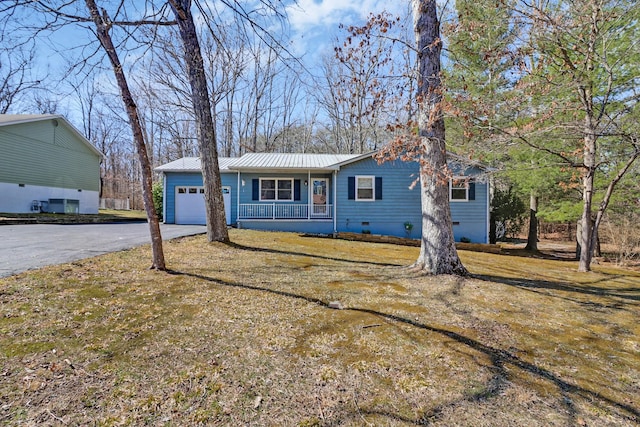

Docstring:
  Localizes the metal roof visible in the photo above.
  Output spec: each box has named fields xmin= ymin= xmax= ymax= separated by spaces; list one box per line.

xmin=154 ymin=157 xmax=237 ymax=172
xmin=229 ymin=153 xmax=359 ymax=170
xmin=154 ymin=152 xmax=491 ymax=174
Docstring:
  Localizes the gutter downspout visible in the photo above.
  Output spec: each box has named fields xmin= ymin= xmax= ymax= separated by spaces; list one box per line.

xmin=236 ymin=171 xmax=240 ymax=227
xmin=333 ymin=170 xmax=337 ymax=235
xmin=308 ymin=170 xmax=311 ymax=220
xmin=486 ymin=176 xmax=491 ymax=244
xmin=162 ymin=173 xmax=167 ymax=223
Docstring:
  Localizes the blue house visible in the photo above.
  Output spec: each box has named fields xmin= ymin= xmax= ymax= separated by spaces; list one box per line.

xmin=155 ymin=152 xmax=490 ymax=243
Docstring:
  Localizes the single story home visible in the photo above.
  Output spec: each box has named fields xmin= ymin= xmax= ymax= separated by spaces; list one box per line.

xmin=0 ymin=114 xmax=103 ymax=214
xmin=155 ymin=152 xmax=490 ymax=243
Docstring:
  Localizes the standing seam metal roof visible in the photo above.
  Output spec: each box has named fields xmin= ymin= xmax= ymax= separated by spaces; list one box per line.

xmin=154 ymin=153 xmax=364 ymax=172
xmin=154 ymin=157 xmax=237 ymax=172
xmin=229 ymin=153 xmax=359 ymax=170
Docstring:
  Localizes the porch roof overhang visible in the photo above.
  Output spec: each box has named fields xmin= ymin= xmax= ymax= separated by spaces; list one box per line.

xmin=230 ymin=166 xmax=340 ymax=173
xmin=227 ymin=153 xmax=358 ymax=173
xmin=154 ymin=156 xmax=238 ymax=173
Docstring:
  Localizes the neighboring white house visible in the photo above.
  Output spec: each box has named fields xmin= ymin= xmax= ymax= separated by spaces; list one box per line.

xmin=0 ymin=114 xmax=103 ymax=214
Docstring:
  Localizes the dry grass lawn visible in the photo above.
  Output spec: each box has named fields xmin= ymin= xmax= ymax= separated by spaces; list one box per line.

xmin=1 ymin=229 xmax=638 ymax=426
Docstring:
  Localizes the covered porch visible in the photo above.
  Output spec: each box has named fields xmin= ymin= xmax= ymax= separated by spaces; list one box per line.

xmin=230 ymin=152 xmax=359 ymax=231
xmin=234 ymin=169 xmax=338 ymax=223
xmin=238 ymin=202 xmax=333 ymax=220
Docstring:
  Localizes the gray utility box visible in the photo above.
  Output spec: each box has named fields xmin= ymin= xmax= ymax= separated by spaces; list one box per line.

xmin=48 ymin=198 xmax=80 ymax=214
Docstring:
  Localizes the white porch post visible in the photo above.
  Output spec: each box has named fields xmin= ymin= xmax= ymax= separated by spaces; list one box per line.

xmin=333 ymin=170 xmax=337 ymax=234
xmin=307 ymin=170 xmax=311 ymax=220
xmin=236 ymin=171 xmax=240 ymax=223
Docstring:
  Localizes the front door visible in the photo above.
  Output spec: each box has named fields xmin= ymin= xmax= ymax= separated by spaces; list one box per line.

xmin=312 ymin=179 xmax=328 ymax=216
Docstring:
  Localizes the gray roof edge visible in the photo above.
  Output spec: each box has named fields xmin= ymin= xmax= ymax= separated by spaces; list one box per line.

xmin=329 ymin=151 xmax=378 ymax=168
xmin=333 ymin=149 xmax=492 ymax=172
xmin=154 ymin=152 xmax=492 ymax=173
xmin=154 ymin=157 xmax=239 ymax=172
xmin=0 ymin=114 xmax=59 ymax=126
xmin=228 ymin=166 xmax=342 ymax=172
xmin=223 ymin=153 xmax=359 ymax=170
xmin=0 ymin=114 xmax=104 ymax=158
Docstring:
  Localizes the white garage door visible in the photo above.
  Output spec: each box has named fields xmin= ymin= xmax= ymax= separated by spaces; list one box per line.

xmin=175 ymin=186 xmax=231 ymax=225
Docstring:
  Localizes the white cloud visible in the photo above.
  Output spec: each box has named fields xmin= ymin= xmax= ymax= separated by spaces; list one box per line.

xmin=285 ymin=0 xmax=406 ymax=58
xmin=286 ymin=0 xmax=404 ymax=32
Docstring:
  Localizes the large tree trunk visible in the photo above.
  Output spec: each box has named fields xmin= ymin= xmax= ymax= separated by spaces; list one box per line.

xmin=524 ymin=193 xmax=538 ymax=251
xmin=589 ymin=148 xmax=639 ymax=260
xmin=578 ymin=125 xmax=597 ymax=272
xmin=85 ymin=0 xmax=165 ymax=270
xmin=169 ymin=0 xmax=229 ymax=242
xmin=411 ymin=0 xmax=467 ymax=275
xmin=489 ymin=212 xmax=497 ymax=244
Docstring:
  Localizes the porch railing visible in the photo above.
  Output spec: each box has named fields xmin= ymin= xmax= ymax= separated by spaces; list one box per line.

xmin=239 ymin=203 xmax=332 ymax=220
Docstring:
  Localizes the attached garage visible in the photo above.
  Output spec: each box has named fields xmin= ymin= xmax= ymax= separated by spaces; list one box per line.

xmin=155 ymin=157 xmax=238 ymax=225
xmin=174 ymin=185 xmax=231 ymax=225
xmin=156 ymin=153 xmax=490 ymax=243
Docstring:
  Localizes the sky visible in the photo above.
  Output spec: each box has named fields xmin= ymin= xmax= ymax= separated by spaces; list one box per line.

xmin=3 ymin=0 xmax=409 ymax=123
xmin=287 ymin=0 xmax=405 ymax=34
xmin=285 ymin=0 xmax=407 ymax=57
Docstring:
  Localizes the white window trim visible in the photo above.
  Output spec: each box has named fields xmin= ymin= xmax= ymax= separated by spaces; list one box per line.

xmin=177 ymin=186 xmax=204 ymax=195
xmin=450 ymin=177 xmax=469 ymax=202
xmin=355 ymin=175 xmax=375 ymax=201
xmin=259 ymin=177 xmax=294 ymax=202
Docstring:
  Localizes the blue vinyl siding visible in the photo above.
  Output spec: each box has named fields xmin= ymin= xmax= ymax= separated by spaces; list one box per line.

xmin=336 ymin=157 xmax=489 ymax=243
xmin=450 ymin=179 xmax=488 ymax=243
xmin=164 ymin=171 xmax=334 ymax=225
xmin=163 ymin=172 xmax=237 ymax=224
xmin=160 ymin=156 xmax=489 ymax=243
xmin=239 ymin=173 xmax=307 ymax=204
xmin=237 ymin=220 xmax=334 ymax=234
xmin=237 ymin=172 xmax=333 ymax=206
xmin=336 ymin=157 xmax=421 ymax=238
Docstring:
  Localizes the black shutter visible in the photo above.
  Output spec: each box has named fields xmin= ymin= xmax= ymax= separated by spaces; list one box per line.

xmin=294 ymin=179 xmax=301 ymax=201
xmin=252 ymin=179 xmax=259 ymax=200
xmin=375 ymin=177 xmax=383 ymax=200
xmin=348 ymin=177 xmax=355 ymax=199
xmin=468 ymin=181 xmax=476 ymax=200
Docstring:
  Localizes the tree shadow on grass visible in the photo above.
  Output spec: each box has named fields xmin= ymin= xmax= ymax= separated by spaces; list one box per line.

xmin=168 ymin=269 xmax=640 ymax=426
xmin=472 ymin=273 xmax=640 ymax=310
xmin=499 ymin=247 xmax=578 ymax=261
xmin=223 ymin=241 xmax=404 ymax=267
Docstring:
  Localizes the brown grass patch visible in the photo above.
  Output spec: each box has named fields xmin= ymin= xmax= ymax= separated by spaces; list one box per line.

xmin=1 ymin=229 xmax=638 ymax=426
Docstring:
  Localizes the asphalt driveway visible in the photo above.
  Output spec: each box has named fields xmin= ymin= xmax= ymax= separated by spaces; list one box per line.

xmin=0 ymin=223 xmax=206 ymax=278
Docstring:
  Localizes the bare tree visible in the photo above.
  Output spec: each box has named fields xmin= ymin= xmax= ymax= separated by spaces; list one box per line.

xmin=331 ymin=13 xmax=401 ymax=154
xmin=2 ymin=0 xmax=171 ymax=268
xmin=203 ymin=25 xmax=249 ymax=157
xmin=137 ymin=30 xmax=202 ymax=162
xmin=0 ymin=42 xmax=41 ymax=113
xmin=167 ymin=0 xmax=229 ymax=242
xmin=84 ymin=0 xmax=166 ymax=269
xmin=407 ymin=0 xmax=466 ymax=275
xmin=71 ymin=76 xmax=124 ymax=199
